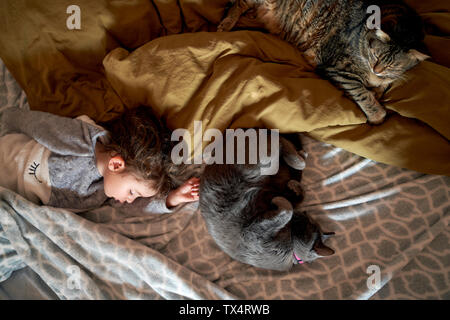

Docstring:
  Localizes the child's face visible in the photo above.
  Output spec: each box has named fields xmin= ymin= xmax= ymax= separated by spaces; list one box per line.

xmin=103 ymin=155 xmax=157 ymax=203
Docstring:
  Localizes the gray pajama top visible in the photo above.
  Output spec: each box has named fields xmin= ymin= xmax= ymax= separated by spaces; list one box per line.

xmin=0 ymin=108 xmax=172 ymax=213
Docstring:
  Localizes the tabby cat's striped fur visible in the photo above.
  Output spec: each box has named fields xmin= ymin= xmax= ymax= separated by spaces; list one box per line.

xmin=218 ymin=0 xmax=428 ymax=124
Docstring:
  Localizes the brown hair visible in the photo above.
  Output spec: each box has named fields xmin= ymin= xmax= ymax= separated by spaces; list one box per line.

xmin=99 ymin=106 xmax=174 ymax=198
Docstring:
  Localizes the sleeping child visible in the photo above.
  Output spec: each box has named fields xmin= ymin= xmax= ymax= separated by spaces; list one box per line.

xmin=0 ymin=105 xmax=199 ymax=213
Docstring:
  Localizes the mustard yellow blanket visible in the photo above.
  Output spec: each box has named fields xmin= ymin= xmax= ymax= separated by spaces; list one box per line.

xmin=0 ymin=0 xmax=449 ymax=175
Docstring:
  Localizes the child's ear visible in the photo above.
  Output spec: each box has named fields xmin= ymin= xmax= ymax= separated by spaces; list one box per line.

xmin=108 ymin=155 xmax=126 ymax=172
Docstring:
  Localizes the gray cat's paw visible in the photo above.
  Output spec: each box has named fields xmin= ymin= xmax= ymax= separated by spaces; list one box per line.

xmin=271 ymin=196 xmax=293 ymax=211
xmin=287 ymin=180 xmax=302 ymax=196
xmin=280 ymin=137 xmax=307 ymax=170
xmin=284 ymin=154 xmax=306 ymax=170
xmin=298 ymin=150 xmax=308 ymax=160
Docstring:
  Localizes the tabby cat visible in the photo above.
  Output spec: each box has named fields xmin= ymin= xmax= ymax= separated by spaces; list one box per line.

xmin=218 ymin=0 xmax=428 ymax=124
xmin=199 ymin=132 xmax=334 ymax=271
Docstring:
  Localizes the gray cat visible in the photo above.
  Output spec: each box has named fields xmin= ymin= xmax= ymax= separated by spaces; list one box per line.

xmin=218 ymin=0 xmax=428 ymax=124
xmin=199 ymin=132 xmax=334 ymax=271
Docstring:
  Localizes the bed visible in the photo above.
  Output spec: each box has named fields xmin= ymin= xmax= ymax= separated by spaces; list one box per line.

xmin=0 ymin=0 xmax=449 ymax=300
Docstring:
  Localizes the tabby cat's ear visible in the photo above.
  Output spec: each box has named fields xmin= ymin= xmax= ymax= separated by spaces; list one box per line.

xmin=374 ymin=29 xmax=391 ymax=43
xmin=408 ymin=49 xmax=430 ymax=62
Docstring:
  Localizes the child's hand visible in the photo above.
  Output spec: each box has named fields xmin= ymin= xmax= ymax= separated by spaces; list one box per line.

xmin=166 ymin=177 xmax=200 ymax=208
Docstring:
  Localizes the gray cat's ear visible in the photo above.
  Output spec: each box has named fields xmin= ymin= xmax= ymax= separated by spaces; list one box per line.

xmin=321 ymin=231 xmax=335 ymax=241
xmin=313 ymin=240 xmax=335 ymax=257
xmin=313 ymin=232 xmax=335 ymax=256
xmin=408 ymin=49 xmax=430 ymax=62
xmin=271 ymin=196 xmax=293 ymax=210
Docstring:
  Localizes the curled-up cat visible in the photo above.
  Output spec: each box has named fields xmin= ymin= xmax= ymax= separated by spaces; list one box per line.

xmin=218 ymin=0 xmax=429 ymax=124
xmin=199 ymin=132 xmax=334 ymax=271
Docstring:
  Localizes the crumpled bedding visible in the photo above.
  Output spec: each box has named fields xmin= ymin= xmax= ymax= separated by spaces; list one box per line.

xmin=0 ymin=0 xmax=449 ymax=176
xmin=1 ymin=134 xmax=448 ymax=299
xmin=0 ymin=57 xmax=449 ymax=299
xmin=0 ymin=186 xmax=237 ymax=299
xmin=0 ymin=1 xmax=449 ymax=300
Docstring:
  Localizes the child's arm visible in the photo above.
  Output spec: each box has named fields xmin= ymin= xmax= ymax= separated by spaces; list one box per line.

xmin=111 ymin=196 xmax=175 ymax=214
xmin=166 ymin=177 xmax=200 ymax=208
xmin=1 ymin=108 xmax=106 ymax=156
xmin=112 ymin=178 xmax=200 ymax=214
